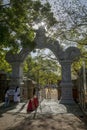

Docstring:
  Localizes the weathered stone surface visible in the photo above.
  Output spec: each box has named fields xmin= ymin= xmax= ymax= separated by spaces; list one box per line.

xmin=59 ymin=47 xmax=80 ymax=61
xmin=5 ymin=48 xmax=31 ymax=88
xmin=5 ymin=26 xmax=81 ymax=104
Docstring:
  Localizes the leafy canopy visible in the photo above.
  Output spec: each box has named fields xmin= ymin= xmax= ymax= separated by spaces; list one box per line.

xmin=0 ymin=0 xmax=57 ymax=52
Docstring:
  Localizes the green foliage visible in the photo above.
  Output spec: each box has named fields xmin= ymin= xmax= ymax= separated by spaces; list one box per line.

xmin=0 ymin=48 xmax=12 ymax=72
xmin=72 ymin=60 xmax=82 ymax=76
xmin=0 ymin=0 xmax=57 ymax=52
xmin=23 ymin=54 xmax=60 ymax=86
xmin=72 ymin=44 xmax=87 ymax=75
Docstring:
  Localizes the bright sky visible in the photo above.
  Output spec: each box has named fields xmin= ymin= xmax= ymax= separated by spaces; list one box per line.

xmin=31 ymin=48 xmax=54 ymax=59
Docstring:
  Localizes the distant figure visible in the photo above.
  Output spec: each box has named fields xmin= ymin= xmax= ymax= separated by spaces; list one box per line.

xmin=4 ymin=87 xmax=10 ymax=107
xmin=14 ymin=86 xmax=20 ymax=103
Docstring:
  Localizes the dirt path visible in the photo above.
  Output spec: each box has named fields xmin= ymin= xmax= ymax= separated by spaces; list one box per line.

xmin=0 ymin=89 xmax=87 ymax=130
xmin=0 ymin=111 xmax=87 ymax=130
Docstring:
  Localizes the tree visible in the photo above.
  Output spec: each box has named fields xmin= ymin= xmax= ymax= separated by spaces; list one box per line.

xmin=43 ymin=0 xmax=87 ymax=74
xmin=45 ymin=0 xmax=87 ymax=45
xmin=23 ymin=51 xmax=60 ymax=86
xmin=1 ymin=0 xmax=87 ymax=50
xmin=0 ymin=0 xmax=57 ymax=52
xmin=1 ymin=0 xmax=87 ymax=75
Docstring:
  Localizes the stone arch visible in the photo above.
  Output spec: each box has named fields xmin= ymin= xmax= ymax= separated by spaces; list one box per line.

xmin=6 ymin=26 xmax=81 ymax=104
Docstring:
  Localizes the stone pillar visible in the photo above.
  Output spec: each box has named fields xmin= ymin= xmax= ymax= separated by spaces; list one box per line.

xmin=5 ymin=48 xmax=30 ymax=88
xmin=5 ymin=58 xmax=24 ymax=102
xmin=5 ymin=49 xmax=31 ymax=101
xmin=10 ymin=62 xmax=23 ymax=87
xmin=5 ymin=53 xmax=24 ymax=88
xmin=60 ymin=60 xmax=75 ymax=104
xmin=56 ymin=47 xmax=80 ymax=104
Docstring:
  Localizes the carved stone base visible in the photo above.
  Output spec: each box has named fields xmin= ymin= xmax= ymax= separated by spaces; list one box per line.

xmin=59 ymin=82 xmax=75 ymax=104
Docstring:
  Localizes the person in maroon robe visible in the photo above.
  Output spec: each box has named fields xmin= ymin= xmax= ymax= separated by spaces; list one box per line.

xmin=27 ymin=88 xmax=39 ymax=113
xmin=27 ymin=98 xmax=35 ymax=112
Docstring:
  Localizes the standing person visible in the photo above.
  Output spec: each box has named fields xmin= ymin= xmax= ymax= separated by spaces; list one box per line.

xmin=4 ymin=87 xmax=10 ymax=107
xmin=27 ymin=88 xmax=39 ymax=113
xmin=14 ymin=86 xmax=20 ymax=103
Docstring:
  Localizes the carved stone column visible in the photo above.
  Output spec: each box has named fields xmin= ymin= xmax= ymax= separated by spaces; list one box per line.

xmin=10 ymin=62 xmax=23 ymax=87
xmin=58 ymin=47 xmax=80 ymax=104
xmin=60 ymin=60 xmax=74 ymax=104
xmin=5 ymin=48 xmax=33 ymax=102
xmin=5 ymin=48 xmax=30 ymax=88
xmin=6 ymin=59 xmax=24 ymax=88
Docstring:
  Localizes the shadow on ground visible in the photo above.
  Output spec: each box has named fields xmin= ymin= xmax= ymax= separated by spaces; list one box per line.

xmin=0 ymin=100 xmax=87 ymax=130
xmin=0 ymin=102 xmax=19 ymax=117
xmin=5 ymin=112 xmax=87 ymax=130
xmin=4 ymin=102 xmax=87 ymax=130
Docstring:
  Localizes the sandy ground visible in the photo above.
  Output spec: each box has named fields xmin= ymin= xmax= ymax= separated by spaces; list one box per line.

xmin=0 ymin=104 xmax=87 ymax=130
xmin=0 ymin=89 xmax=87 ymax=130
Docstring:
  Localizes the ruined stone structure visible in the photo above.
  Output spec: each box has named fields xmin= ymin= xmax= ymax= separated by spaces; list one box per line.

xmin=6 ymin=26 xmax=80 ymax=104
